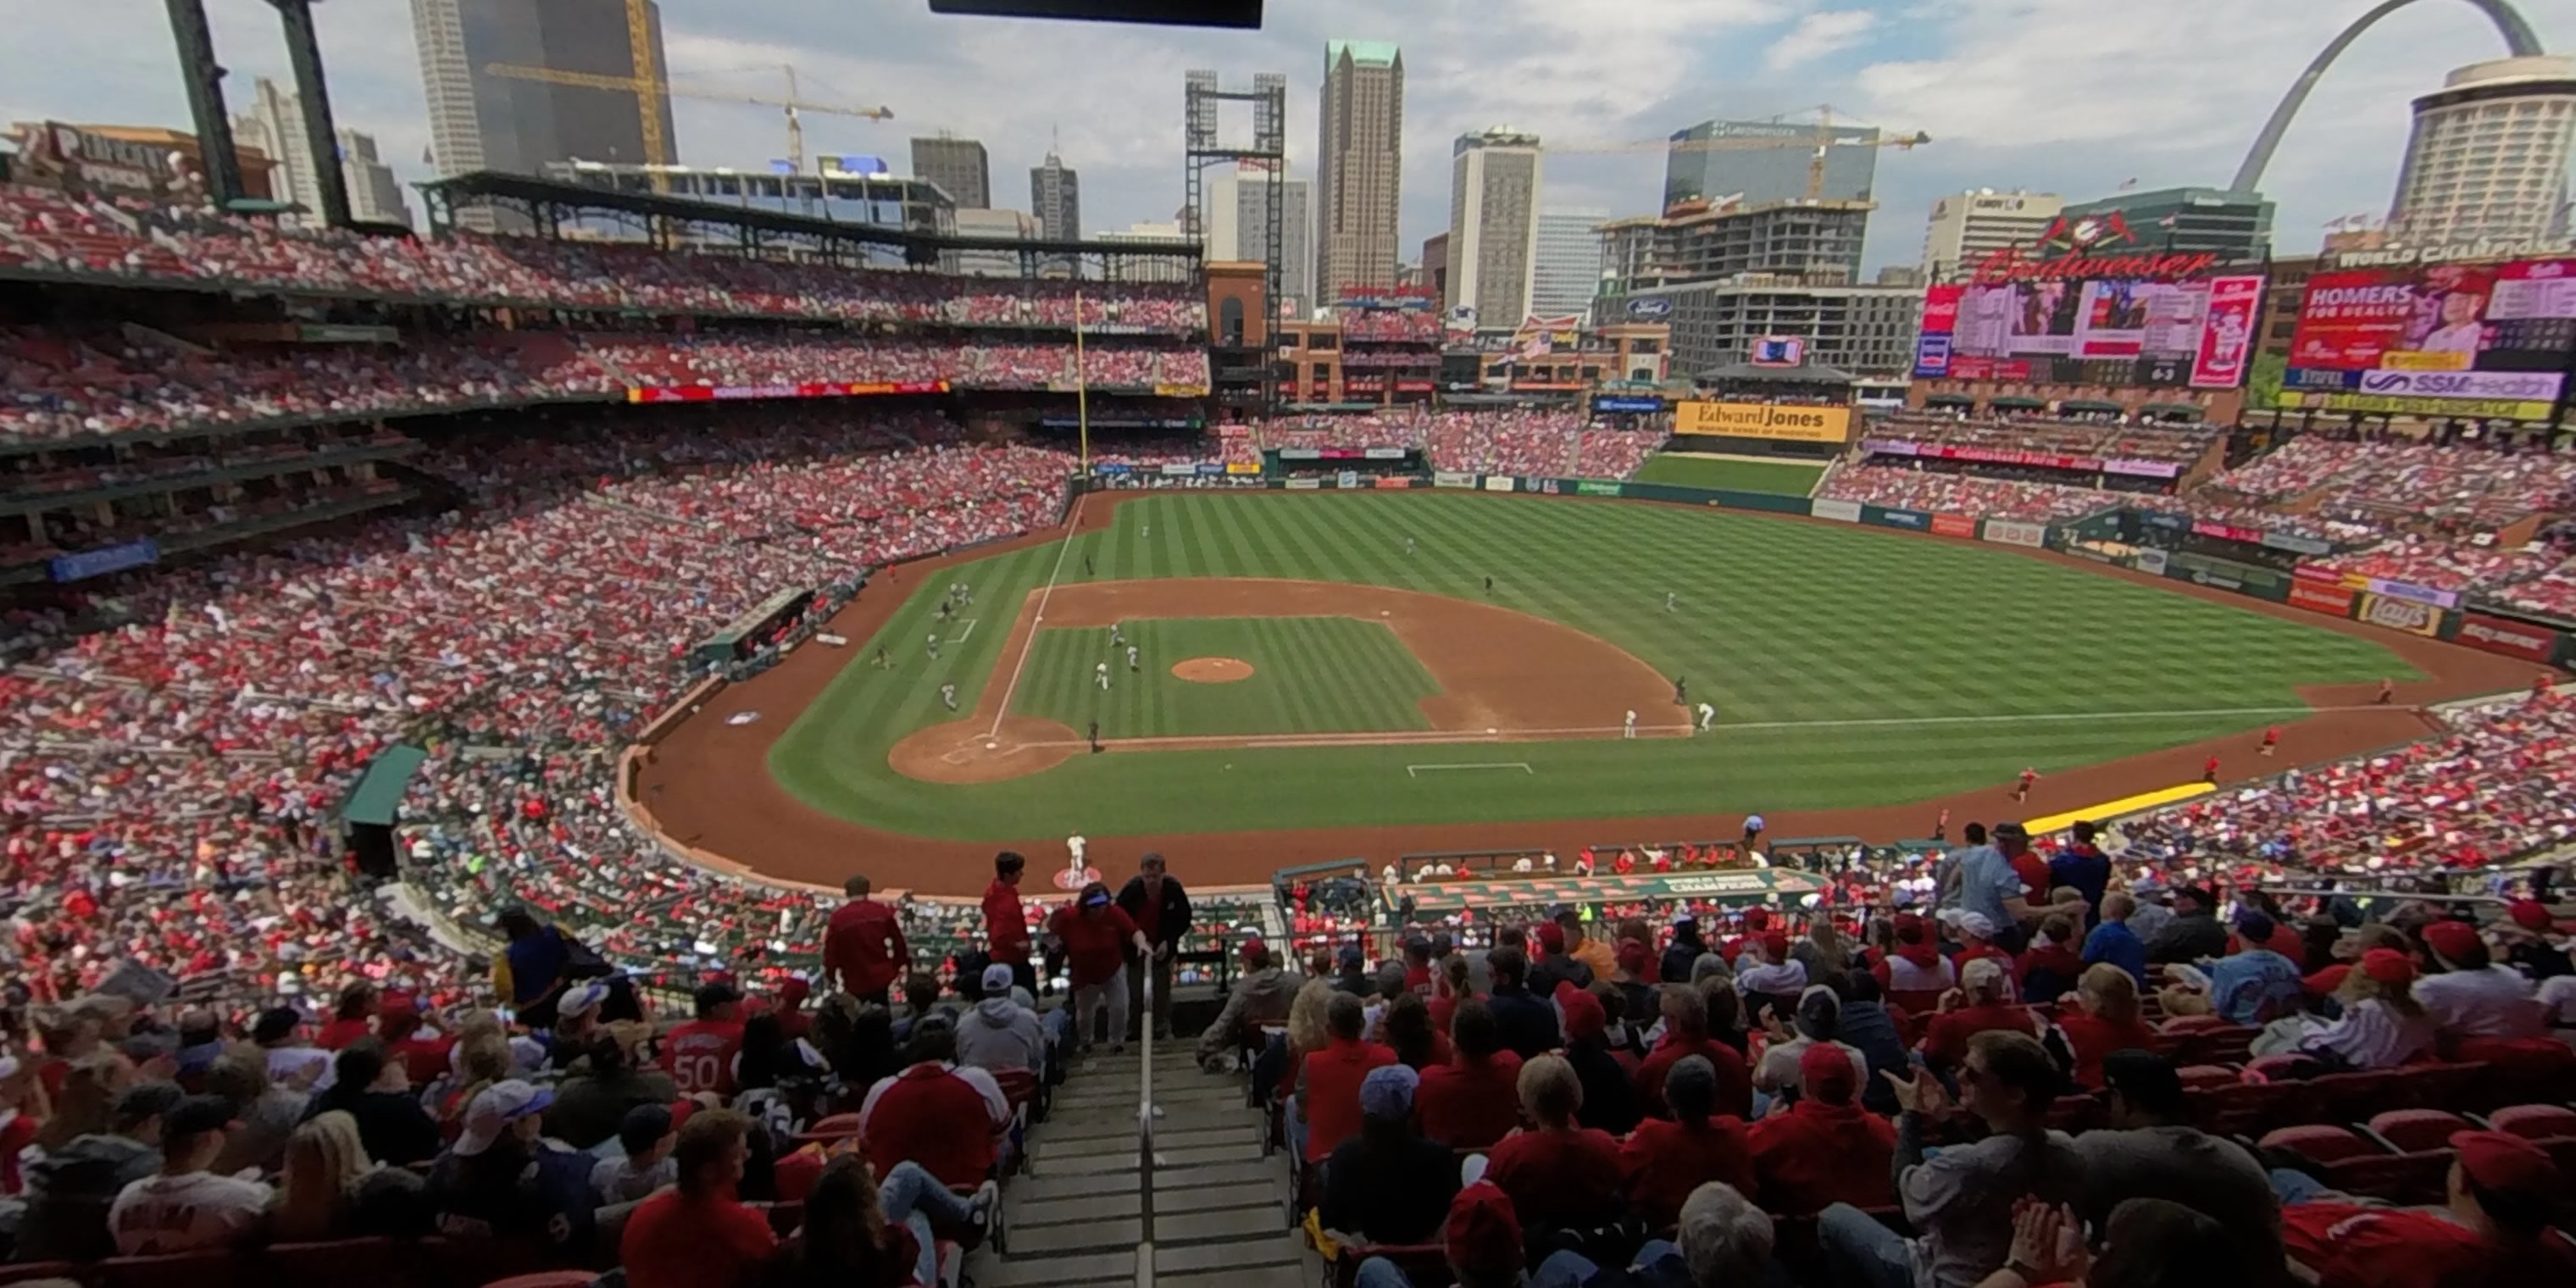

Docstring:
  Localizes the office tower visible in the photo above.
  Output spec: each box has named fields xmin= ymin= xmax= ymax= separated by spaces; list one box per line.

xmin=1530 ymin=208 xmax=1607 ymax=320
xmin=1031 ymin=149 xmax=1081 ymax=241
xmin=1316 ymin=41 xmax=1403 ymax=299
xmin=1447 ymin=128 xmax=1542 ymax=325
xmin=1919 ymin=191 xmax=2063 ymax=281
xmin=232 ymin=77 xmax=412 ymax=226
xmin=412 ymin=0 xmax=676 ymax=179
xmin=2387 ymin=55 xmax=2575 ymax=246
xmin=911 ymin=135 xmax=991 ymax=208
xmin=1208 ymin=169 xmax=1313 ymax=313
xmin=1664 ymin=117 xmax=1878 ymax=208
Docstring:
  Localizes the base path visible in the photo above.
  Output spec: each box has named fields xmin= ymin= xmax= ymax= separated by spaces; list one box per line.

xmin=633 ymin=489 xmax=2540 ymax=894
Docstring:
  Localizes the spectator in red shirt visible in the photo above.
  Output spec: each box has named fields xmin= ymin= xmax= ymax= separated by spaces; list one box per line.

xmin=379 ymin=1005 xmax=453 ymax=1090
xmin=1441 ymin=1180 xmax=1523 ymax=1288
xmin=1296 ymin=991 xmax=1397 ymax=1163
xmin=769 ymin=977 xmax=813 ymax=1043
xmin=316 ymin=982 xmax=377 ymax=1050
xmin=823 ymin=874 xmax=910 ymax=1006
xmin=1482 ymin=1053 xmax=1624 ymax=1235
xmin=982 ymin=852 xmax=1035 ymax=996
xmin=1045 ymin=882 xmax=1149 ymax=1054
xmin=857 ymin=1017 xmax=1011 ymax=1191
xmin=1747 ymin=1043 xmax=1895 ymax=1214
xmin=2283 ymin=1130 xmax=2576 ymax=1288
xmin=1418 ymin=1000 xmax=1524 ymax=1149
xmin=1620 ymin=1054 xmax=1754 ymax=1228
xmin=1635 ymin=985 xmax=1752 ymax=1120
xmin=619 ymin=1108 xmax=774 ymax=1288
xmin=1428 ymin=952 xmax=1478 ymax=1034
xmin=1923 ymin=959 xmax=2033 ymax=1071
xmin=2018 ymin=913 xmax=2086 ymax=1002
xmin=660 ymin=982 xmax=747 ymax=1100
xmin=2054 ymin=964 xmax=2158 ymax=1090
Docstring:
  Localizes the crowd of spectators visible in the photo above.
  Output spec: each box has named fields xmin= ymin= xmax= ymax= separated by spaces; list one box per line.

xmin=1871 ymin=413 xmax=2223 ymax=466
xmin=0 ymin=186 xmax=1205 ymax=333
xmin=1335 ymin=311 xmax=1443 ymax=343
xmin=1818 ymin=464 xmax=2129 ymax=523
xmin=2208 ymin=436 xmax=2576 ymax=534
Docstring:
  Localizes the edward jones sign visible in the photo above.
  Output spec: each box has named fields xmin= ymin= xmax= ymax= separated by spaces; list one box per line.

xmin=1674 ymin=402 xmax=1853 ymax=443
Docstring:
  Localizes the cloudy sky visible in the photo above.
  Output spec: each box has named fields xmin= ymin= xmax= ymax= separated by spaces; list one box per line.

xmin=3 ymin=1 xmax=2563 ymax=271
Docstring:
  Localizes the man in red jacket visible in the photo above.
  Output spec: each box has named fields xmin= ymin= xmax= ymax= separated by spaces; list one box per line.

xmin=1417 ymin=1000 xmax=1524 ymax=1149
xmin=857 ymin=1017 xmax=1012 ymax=1191
xmin=1635 ymin=985 xmax=1752 ymax=1119
xmin=1748 ymin=1044 xmax=1896 ymax=1214
xmin=1921 ymin=958 xmax=2033 ymax=1071
xmin=823 ymin=873 xmax=909 ymax=1005
xmin=2283 ymin=1130 xmax=2574 ymax=1288
xmin=1297 ymin=991 xmax=1396 ymax=1163
xmin=982 ymin=852 xmax=1034 ymax=996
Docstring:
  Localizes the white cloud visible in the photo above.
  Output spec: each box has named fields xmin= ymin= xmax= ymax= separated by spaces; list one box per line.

xmin=1766 ymin=11 xmax=1878 ymax=72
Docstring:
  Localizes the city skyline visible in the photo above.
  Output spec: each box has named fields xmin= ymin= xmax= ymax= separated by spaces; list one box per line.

xmin=2 ymin=1 xmax=2568 ymax=272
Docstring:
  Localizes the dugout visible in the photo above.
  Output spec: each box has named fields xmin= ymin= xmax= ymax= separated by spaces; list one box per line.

xmin=689 ymin=586 xmax=814 ymax=670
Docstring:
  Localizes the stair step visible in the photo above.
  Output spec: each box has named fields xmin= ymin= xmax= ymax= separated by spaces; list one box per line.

xmin=974 ymin=1234 xmax=1304 ymax=1288
xmin=1035 ymin=1141 xmax=1263 ymax=1176
xmin=1004 ymin=1203 xmax=1290 ymax=1256
xmin=1013 ymin=1179 xmax=1277 ymax=1226
xmin=1041 ymin=1103 xmax=1246 ymax=1138
xmin=1038 ymin=1125 xmax=1245 ymax=1158
xmin=1010 ymin=1157 xmax=1278 ymax=1203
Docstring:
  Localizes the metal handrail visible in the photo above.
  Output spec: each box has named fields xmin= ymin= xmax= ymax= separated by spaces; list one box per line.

xmin=1136 ymin=958 xmax=1158 ymax=1288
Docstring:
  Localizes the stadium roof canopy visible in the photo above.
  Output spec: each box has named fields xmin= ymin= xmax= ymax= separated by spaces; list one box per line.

xmin=416 ymin=170 xmax=1202 ymax=269
xmin=1693 ymin=361 xmax=1857 ymax=386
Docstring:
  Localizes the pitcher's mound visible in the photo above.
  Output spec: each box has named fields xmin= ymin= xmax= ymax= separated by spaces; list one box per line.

xmin=1173 ymin=657 xmax=1255 ymax=684
xmin=889 ymin=716 xmax=1080 ymax=784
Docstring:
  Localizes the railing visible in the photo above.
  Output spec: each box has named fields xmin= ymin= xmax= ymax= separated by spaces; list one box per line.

xmin=1136 ymin=959 xmax=1158 ymax=1288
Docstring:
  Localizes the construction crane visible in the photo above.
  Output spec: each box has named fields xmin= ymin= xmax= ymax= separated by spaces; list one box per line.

xmin=1553 ymin=104 xmax=1929 ymax=202
xmin=486 ymin=1 xmax=892 ymax=186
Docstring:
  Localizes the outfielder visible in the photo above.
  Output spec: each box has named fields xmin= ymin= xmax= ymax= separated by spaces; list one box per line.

xmin=1095 ymin=661 xmax=1111 ymax=691
xmin=1623 ymin=709 xmax=1638 ymax=740
xmin=940 ymin=682 xmax=958 ymax=711
xmin=1126 ymin=644 xmax=1140 ymax=671
xmin=1663 ymin=591 xmax=1677 ymax=612
xmin=926 ymin=632 xmax=940 ymax=659
xmin=1405 ymin=537 xmax=1417 ymax=555
xmin=1696 ymin=702 xmax=1716 ymax=732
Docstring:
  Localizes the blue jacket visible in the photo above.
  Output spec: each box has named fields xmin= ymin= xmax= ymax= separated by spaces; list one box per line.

xmin=2081 ymin=920 xmax=2148 ymax=986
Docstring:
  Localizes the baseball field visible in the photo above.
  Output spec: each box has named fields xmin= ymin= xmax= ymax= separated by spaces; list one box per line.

xmin=633 ymin=489 xmax=2534 ymax=891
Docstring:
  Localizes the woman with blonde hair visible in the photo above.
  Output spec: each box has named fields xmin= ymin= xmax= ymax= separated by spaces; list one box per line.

xmin=438 ymin=1029 xmax=515 ymax=1142
xmin=2054 ymin=964 xmax=2158 ymax=1089
xmin=2295 ymin=949 xmax=2437 ymax=1070
xmin=272 ymin=1111 xmax=371 ymax=1241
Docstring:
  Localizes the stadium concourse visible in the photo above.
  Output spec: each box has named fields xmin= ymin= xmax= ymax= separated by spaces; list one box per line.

xmin=0 ymin=186 xmax=2573 ymax=1287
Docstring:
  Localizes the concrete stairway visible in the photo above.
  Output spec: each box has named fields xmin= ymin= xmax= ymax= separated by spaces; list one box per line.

xmin=970 ymin=1044 xmax=1307 ymax=1288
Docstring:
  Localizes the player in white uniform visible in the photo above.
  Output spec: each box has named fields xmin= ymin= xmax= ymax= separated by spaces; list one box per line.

xmin=926 ymin=633 xmax=939 ymax=658
xmin=940 ymin=682 xmax=958 ymax=710
xmin=1663 ymin=591 xmax=1677 ymax=612
xmin=1623 ymin=709 xmax=1638 ymax=739
xmin=1095 ymin=662 xmax=1111 ymax=690
xmin=1696 ymin=702 xmax=1717 ymax=732
xmin=1067 ymin=833 xmax=1087 ymax=880
xmin=1126 ymin=644 xmax=1140 ymax=671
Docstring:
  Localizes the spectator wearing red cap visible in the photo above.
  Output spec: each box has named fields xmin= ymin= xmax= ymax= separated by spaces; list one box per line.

xmin=1297 ymin=991 xmax=1398 ymax=1164
xmin=1609 ymin=937 xmax=1658 ymax=1019
xmin=1482 ymin=1053 xmax=1624 ymax=1235
xmin=1876 ymin=913 xmax=1957 ymax=995
xmin=822 ymin=874 xmax=910 ymax=1006
xmin=1619 ymin=1053 xmax=1754 ymax=1228
xmin=769 ymin=978 xmax=814 ymax=1043
xmin=1720 ymin=908 xmax=1772 ymax=966
xmin=982 ymin=852 xmax=1035 ymax=997
xmin=2413 ymin=919 xmax=2542 ymax=1041
xmin=1417 ymin=1000 xmax=1523 ymax=1149
xmin=2294 ymin=949 xmax=2436 ymax=1070
xmin=1559 ymin=984 xmax=1637 ymax=1134
xmin=1196 ymin=938 xmax=1294 ymax=1070
xmin=2498 ymin=900 xmax=2569 ymax=980
xmin=1427 ymin=1180 xmax=1521 ymax=1288
xmin=1747 ymin=1044 xmax=1895 ymax=1215
xmin=1637 ymin=985 xmax=1752 ymax=1120
xmin=2282 ymin=1130 xmax=2575 ymax=1288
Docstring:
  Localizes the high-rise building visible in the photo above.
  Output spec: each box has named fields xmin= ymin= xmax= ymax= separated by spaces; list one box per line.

xmin=1031 ymin=150 xmax=1081 ymax=241
xmin=1596 ymin=199 xmax=1873 ymax=295
xmin=2056 ymin=186 xmax=2273 ymax=260
xmin=2386 ymin=55 xmax=2576 ymax=247
xmin=231 ymin=77 xmax=412 ymax=227
xmin=910 ymin=135 xmax=991 ymax=208
xmin=1316 ymin=41 xmax=1404 ymax=300
xmin=1447 ymin=128 xmax=1542 ymax=326
xmin=1208 ymin=169 xmax=1313 ymax=314
xmin=1421 ymin=232 xmax=1449 ymax=314
xmin=1664 ymin=118 xmax=1879 ymax=208
xmin=1919 ymin=190 xmax=2062 ymax=281
xmin=411 ymin=0 xmax=677 ymax=178
xmin=1530 ymin=208 xmax=1607 ymax=322
xmin=951 ymin=208 xmax=1038 ymax=276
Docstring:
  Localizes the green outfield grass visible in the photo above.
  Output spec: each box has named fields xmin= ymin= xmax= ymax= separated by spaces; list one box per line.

xmin=765 ymin=491 xmax=2419 ymax=840
xmin=1631 ymin=453 xmax=1827 ymax=496
xmin=1011 ymin=617 xmax=1437 ymax=738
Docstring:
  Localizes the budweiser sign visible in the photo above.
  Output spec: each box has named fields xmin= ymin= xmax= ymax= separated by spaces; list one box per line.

xmin=1970 ymin=246 xmax=2221 ymax=286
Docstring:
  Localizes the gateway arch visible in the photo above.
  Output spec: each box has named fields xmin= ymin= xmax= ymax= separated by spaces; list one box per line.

xmin=2232 ymin=0 xmax=2545 ymax=193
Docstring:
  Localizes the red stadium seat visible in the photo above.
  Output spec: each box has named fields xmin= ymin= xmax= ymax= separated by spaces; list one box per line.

xmin=2367 ymin=1108 xmax=2473 ymax=1152
xmin=2242 ymin=1053 xmax=2306 ymax=1083
xmin=796 ymin=1111 xmax=865 ymax=1143
xmin=94 ymin=1251 xmax=259 ymax=1288
xmin=2174 ymin=1064 xmax=2237 ymax=1091
xmin=2258 ymin=1124 xmax=2380 ymax=1166
xmin=2323 ymin=1150 xmax=2456 ymax=1205
xmin=2160 ymin=1014 xmax=2228 ymax=1033
xmin=2484 ymin=1103 xmax=2576 ymax=1141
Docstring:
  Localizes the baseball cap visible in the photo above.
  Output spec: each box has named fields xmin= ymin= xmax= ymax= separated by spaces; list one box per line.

xmin=2099 ymin=1049 xmax=2188 ymax=1119
xmin=2453 ymin=1130 xmax=2560 ymax=1202
xmin=1358 ymin=1064 xmax=1419 ymax=1121
xmin=1081 ymin=887 xmax=1111 ymax=908
xmin=2422 ymin=920 xmax=2482 ymax=963
xmin=2360 ymin=948 xmax=2418 ymax=985
xmin=1446 ymin=1181 xmax=1523 ymax=1277
xmin=1534 ymin=922 xmax=1566 ymax=952
xmin=2507 ymin=901 xmax=2555 ymax=932
xmin=1741 ymin=908 xmax=1770 ymax=931
xmin=1336 ymin=943 xmax=1364 ymax=969
xmin=1239 ymin=936 xmax=1268 ymax=962
xmin=163 ymin=1094 xmax=238 ymax=1142
xmin=251 ymin=1007 xmax=302 ymax=1045
xmin=558 ymin=980 xmax=611 ymax=1019
xmin=618 ymin=1102 xmax=675 ymax=1153
xmin=1798 ymin=1044 xmax=1859 ymax=1102
xmin=1614 ymin=939 xmax=1651 ymax=976
xmin=1557 ymin=987 xmax=1607 ymax=1041
xmin=980 ymin=963 xmax=1017 ymax=995
xmin=454 ymin=1080 xmax=555 ymax=1157
xmin=1956 ymin=912 xmax=1996 ymax=940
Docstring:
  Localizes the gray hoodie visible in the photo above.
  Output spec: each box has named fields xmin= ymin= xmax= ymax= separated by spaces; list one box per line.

xmin=1195 ymin=966 xmax=1296 ymax=1064
xmin=957 ymin=997 xmax=1046 ymax=1074
xmin=18 ymin=1133 xmax=162 ymax=1261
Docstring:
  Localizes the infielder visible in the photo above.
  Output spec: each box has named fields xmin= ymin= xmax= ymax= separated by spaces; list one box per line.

xmin=926 ymin=632 xmax=940 ymax=659
xmin=940 ymin=682 xmax=958 ymax=711
xmin=1696 ymin=702 xmax=1716 ymax=732
xmin=1126 ymin=644 xmax=1140 ymax=671
xmin=1095 ymin=661 xmax=1111 ymax=691
xmin=1623 ymin=709 xmax=1638 ymax=739
xmin=1674 ymin=675 xmax=1687 ymax=705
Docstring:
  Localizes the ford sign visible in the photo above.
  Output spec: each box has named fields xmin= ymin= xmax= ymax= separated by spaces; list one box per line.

xmin=1626 ymin=297 xmax=1674 ymax=319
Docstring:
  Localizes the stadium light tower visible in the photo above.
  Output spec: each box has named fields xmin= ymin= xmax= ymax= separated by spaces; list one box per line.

xmin=160 ymin=0 xmax=358 ymax=226
xmin=2232 ymin=0 xmax=2544 ymax=193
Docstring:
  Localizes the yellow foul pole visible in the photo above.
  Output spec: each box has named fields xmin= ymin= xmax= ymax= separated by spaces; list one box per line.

xmin=1074 ymin=289 xmax=1091 ymax=473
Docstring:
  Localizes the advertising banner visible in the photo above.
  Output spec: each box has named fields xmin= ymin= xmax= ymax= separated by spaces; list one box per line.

xmin=2170 ymin=550 xmax=2286 ymax=591
xmin=2191 ymin=519 xmax=2267 ymax=545
xmin=1913 ymin=264 xmax=2262 ymax=388
xmin=1931 ymin=514 xmax=1979 ymax=538
xmin=1363 ymin=447 xmax=1408 ymax=460
xmin=2359 ymin=592 xmax=2443 ymax=636
xmin=2454 ymin=613 xmax=2561 ymax=663
xmin=1373 ymin=476 xmax=1414 ymax=490
xmin=1195 ymin=463 xmax=1226 ymax=475
xmin=1158 ymin=463 xmax=1196 ymax=476
xmin=2284 ymin=258 xmax=2576 ymax=420
xmin=1577 ymin=480 xmax=1624 ymax=497
xmin=1337 ymin=470 xmax=1362 ymax=489
xmin=1674 ymin=402 xmax=1852 ymax=442
xmin=2260 ymin=532 xmax=2333 ymax=557
xmin=1913 ymin=286 xmax=1965 ymax=377
xmin=1982 ymin=519 xmax=2046 ymax=548
xmin=1280 ymin=448 xmax=1320 ymax=460
xmin=1285 ymin=478 xmax=1323 ymax=490
xmin=49 ymin=539 xmax=158 ymax=583
xmin=2140 ymin=512 xmax=2190 ymax=532
xmin=2348 ymin=575 xmax=2460 ymax=611
xmin=1483 ymin=475 xmax=1518 ymax=493
xmin=2289 ymin=581 xmax=2356 ymax=616
xmin=1224 ymin=462 xmax=1263 ymax=475
xmin=2134 ymin=547 xmax=2170 ymax=576
xmin=1152 ymin=383 xmax=1211 ymax=397
xmin=1875 ymin=508 xmax=1931 ymax=530
xmin=1434 ymin=470 xmax=1478 ymax=488
xmin=1859 ymin=438 xmax=1920 ymax=458
xmin=1395 ymin=380 xmax=1436 ymax=392
xmin=2102 ymin=458 xmax=2185 ymax=480
xmin=2190 ymin=275 xmax=2264 ymax=388
xmin=1592 ymin=396 xmax=1668 ymax=414
xmin=1812 ymin=497 xmax=1863 ymax=524
xmin=1092 ymin=463 xmax=1133 ymax=475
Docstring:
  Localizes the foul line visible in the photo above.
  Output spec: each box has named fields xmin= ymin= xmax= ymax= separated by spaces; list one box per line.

xmin=984 ymin=494 xmax=1085 ymax=738
xmin=951 ymin=618 xmax=979 ymax=644
xmin=1408 ymin=762 xmax=1535 ymax=777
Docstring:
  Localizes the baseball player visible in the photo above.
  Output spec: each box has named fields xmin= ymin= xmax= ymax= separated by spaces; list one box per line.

xmin=1142 ymin=524 xmax=1151 ymax=539
xmin=1663 ymin=591 xmax=1677 ymax=612
xmin=1405 ymin=536 xmax=1417 ymax=555
xmin=1674 ymin=675 xmax=1687 ymax=705
xmin=874 ymin=646 xmax=890 ymax=669
xmin=2261 ymin=726 xmax=2279 ymax=758
xmin=2015 ymin=767 xmax=2037 ymax=802
xmin=2203 ymin=755 xmax=2221 ymax=785
xmin=936 ymin=600 xmax=950 ymax=621
xmin=926 ymin=633 xmax=940 ymax=659
xmin=1126 ymin=644 xmax=1140 ymax=671
xmin=2376 ymin=677 xmax=2394 ymax=705
xmin=1111 ymin=624 xmax=1125 ymax=647
xmin=1483 ymin=575 xmax=1493 ymax=595
xmin=1084 ymin=555 xmax=1096 ymax=576
xmin=1095 ymin=661 xmax=1111 ymax=691
xmin=1623 ymin=709 xmax=1637 ymax=740
xmin=940 ymin=682 xmax=958 ymax=711
xmin=1067 ymin=832 xmax=1087 ymax=880
xmin=1696 ymin=702 xmax=1716 ymax=732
